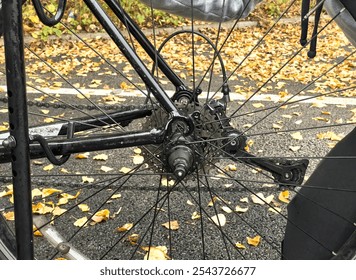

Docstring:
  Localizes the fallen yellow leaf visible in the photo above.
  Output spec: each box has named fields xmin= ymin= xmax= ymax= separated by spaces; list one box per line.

xmin=33 ymin=225 xmax=43 ymax=237
xmin=235 ymin=242 xmax=246 ymax=249
xmin=221 ymin=206 xmax=233 ymax=213
xmin=78 ymin=204 xmax=90 ymax=212
xmin=210 ymin=214 xmax=226 ymax=227
xmin=142 ymin=246 xmax=170 ymax=260
xmin=278 ymin=190 xmax=290 ymax=204
xmin=42 ymin=188 xmax=61 ymax=198
xmin=133 ymin=154 xmax=144 ymax=165
xmin=74 ymin=217 xmax=88 ymax=227
xmin=93 ymin=154 xmax=109 ymax=161
xmin=291 ymin=132 xmax=303 ymax=140
xmin=252 ymin=103 xmax=265 ymax=108
xmin=75 ymin=152 xmax=90 ymax=159
xmin=82 ymin=176 xmax=95 ymax=183
xmin=191 ymin=211 xmax=201 ymax=220
xmin=235 ymin=205 xmax=249 ymax=213
xmin=100 ymin=166 xmax=114 ymax=173
xmin=119 ymin=167 xmax=133 ymax=174
xmin=91 ymin=209 xmax=110 ymax=223
xmin=52 ymin=206 xmax=67 ymax=216
xmin=43 ymin=164 xmax=54 ymax=171
xmin=128 ymin=234 xmax=139 ymax=245
xmin=117 ymin=223 xmax=134 ymax=232
xmin=247 ymin=235 xmax=261 ymax=247
xmin=3 ymin=211 xmax=15 ymax=221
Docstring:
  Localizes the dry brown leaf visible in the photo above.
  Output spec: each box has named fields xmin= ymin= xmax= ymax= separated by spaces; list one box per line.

xmin=128 ymin=234 xmax=139 ymax=245
xmin=162 ymin=220 xmax=179 ymax=230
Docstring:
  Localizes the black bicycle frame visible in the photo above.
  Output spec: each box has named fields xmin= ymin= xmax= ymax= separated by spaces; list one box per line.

xmin=2 ymin=0 xmax=197 ymax=259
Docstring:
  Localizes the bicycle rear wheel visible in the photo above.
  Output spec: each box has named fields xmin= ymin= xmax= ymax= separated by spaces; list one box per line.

xmin=0 ymin=0 xmax=356 ymax=260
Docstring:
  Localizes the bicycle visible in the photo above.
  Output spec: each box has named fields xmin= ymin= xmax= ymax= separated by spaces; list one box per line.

xmin=0 ymin=0 xmax=355 ymax=260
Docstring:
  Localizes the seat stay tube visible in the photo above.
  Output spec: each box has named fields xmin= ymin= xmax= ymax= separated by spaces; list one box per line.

xmin=103 ymin=0 xmax=187 ymax=91
xmin=83 ymin=0 xmax=180 ymax=115
xmin=3 ymin=0 xmax=34 ymax=259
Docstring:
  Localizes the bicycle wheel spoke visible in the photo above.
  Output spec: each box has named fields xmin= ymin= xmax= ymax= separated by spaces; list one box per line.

xmin=2 ymin=0 xmax=356 ymax=261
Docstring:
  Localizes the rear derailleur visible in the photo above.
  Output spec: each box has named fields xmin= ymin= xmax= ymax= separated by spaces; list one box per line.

xmin=210 ymin=101 xmax=309 ymax=189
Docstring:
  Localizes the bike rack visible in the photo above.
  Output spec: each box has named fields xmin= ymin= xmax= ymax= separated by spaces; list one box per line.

xmin=3 ymin=0 xmax=34 ymax=259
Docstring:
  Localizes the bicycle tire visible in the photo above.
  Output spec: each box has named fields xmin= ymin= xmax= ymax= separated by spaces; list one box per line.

xmin=0 ymin=214 xmax=16 ymax=260
xmin=0 ymin=0 xmax=356 ymax=260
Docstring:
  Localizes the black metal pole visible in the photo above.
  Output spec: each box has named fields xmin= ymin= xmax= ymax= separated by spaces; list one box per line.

xmin=3 ymin=0 xmax=34 ymax=259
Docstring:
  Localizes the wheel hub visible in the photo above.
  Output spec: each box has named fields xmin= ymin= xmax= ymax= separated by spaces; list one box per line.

xmin=141 ymin=96 xmax=242 ymax=180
